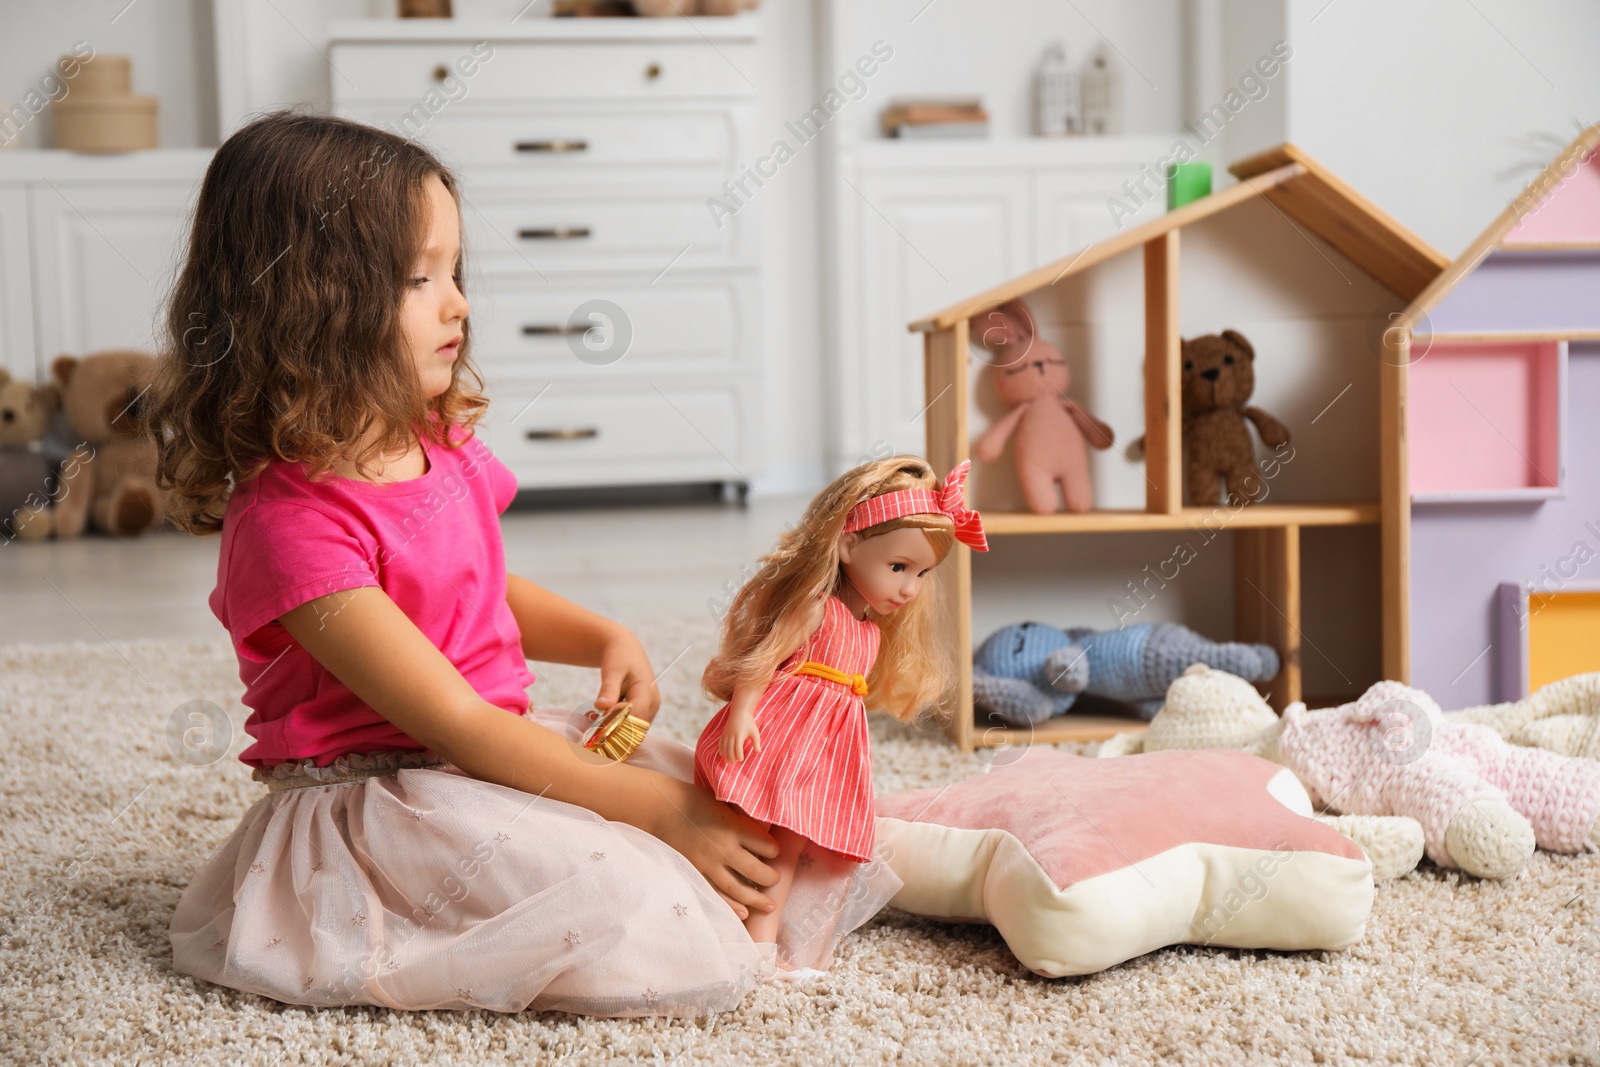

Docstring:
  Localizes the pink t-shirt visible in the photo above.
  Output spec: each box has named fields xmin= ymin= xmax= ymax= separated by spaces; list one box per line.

xmin=210 ymin=418 xmax=537 ymax=768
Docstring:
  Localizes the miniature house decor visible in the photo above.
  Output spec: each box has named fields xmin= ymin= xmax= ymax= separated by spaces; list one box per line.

xmin=1389 ymin=124 xmax=1600 ymax=706
xmin=52 ymin=55 xmax=157 ymax=153
xmin=1167 ymin=162 xmax=1212 ymax=210
xmin=909 ymin=142 xmax=1451 ymax=751
xmin=1079 ymin=43 xmax=1123 ymax=136
xmin=1035 ymin=41 xmax=1079 ymax=136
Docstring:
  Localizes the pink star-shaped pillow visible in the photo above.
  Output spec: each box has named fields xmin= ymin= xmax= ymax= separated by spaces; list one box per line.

xmin=874 ymin=748 xmax=1372 ymax=977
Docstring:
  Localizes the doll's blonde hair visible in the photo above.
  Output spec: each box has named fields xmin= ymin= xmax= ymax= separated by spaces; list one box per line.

xmin=702 ymin=456 xmax=958 ymax=722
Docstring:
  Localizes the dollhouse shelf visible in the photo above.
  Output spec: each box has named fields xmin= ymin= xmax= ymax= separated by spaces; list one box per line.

xmin=981 ymin=503 xmax=1379 ymax=535
xmin=910 ymin=142 xmax=1447 ymax=752
xmin=976 ymin=715 xmax=1154 ymax=749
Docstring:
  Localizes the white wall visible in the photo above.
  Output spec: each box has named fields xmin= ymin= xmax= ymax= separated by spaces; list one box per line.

xmin=1 ymin=0 xmax=217 ymax=150
xmin=1260 ymin=0 xmax=1600 ymax=258
xmin=830 ymin=0 xmax=1186 ymax=144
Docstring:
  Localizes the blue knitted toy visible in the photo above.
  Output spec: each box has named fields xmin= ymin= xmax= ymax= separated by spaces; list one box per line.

xmin=973 ymin=621 xmax=1280 ymax=726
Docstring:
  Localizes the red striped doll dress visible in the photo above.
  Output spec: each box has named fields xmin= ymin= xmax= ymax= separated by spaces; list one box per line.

xmin=695 ymin=593 xmax=881 ymax=861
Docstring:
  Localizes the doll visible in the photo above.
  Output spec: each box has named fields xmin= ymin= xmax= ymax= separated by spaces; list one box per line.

xmin=693 ymin=456 xmax=989 ymax=977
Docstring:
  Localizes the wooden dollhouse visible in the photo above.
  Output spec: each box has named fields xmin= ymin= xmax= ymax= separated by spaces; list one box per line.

xmin=908 ymin=143 xmax=1452 ymax=751
xmin=1389 ymin=124 xmax=1600 ymax=707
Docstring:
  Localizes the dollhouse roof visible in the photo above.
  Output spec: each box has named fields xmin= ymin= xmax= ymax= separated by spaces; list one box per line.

xmin=908 ymin=142 xmax=1451 ymax=334
xmin=1402 ymin=123 xmax=1600 ymax=332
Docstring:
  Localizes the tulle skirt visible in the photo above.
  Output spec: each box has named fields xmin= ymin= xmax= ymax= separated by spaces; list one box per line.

xmin=168 ymin=707 xmax=901 ymax=1016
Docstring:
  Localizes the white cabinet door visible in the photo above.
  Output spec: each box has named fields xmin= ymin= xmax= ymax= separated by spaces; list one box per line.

xmin=839 ymin=169 xmax=1029 ymax=461
xmin=1032 ymin=166 xmax=1145 ymax=266
xmin=0 ymin=187 xmax=34 ymax=381
xmin=29 ymin=182 xmax=198 ymax=360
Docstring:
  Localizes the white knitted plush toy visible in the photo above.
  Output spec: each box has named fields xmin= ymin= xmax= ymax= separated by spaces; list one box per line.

xmin=1097 ymin=665 xmax=1426 ymax=880
xmin=1449 ymin=672 xmax=1600 ymax=761
xmin=1100 ymin=664 xmax=1600 ymax=881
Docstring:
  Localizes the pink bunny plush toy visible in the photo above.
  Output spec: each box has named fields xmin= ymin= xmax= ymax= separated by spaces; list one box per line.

xmin=1274 ymin=680 xmax=1600 ymax=880
xmin=972 ymin=299 xmax=1114 ymax=514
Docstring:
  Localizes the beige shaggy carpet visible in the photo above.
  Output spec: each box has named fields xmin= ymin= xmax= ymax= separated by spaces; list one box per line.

xmin=2 ymin=619 xmax=1598 ymax=1067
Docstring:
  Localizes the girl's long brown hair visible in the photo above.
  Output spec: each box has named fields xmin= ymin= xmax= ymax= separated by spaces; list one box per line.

xmin=143 ymin=107 xmax=489 ymax=534
xmin=703 ymin=457 xmax=959 ymax=723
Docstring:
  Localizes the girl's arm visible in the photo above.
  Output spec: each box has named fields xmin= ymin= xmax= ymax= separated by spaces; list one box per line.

xmin=278 ymin=586 xmax=781 ymax=918
xmin=506 ymin=572 xmax=659 ymax=719
xmin=719 ymin=596 xmax=827 ymax=762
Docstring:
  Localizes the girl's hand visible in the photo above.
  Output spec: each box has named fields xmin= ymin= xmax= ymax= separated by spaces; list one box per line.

xmin=720 ymin=714 xmax=760 ymax=763
xmin=594 ymin=624 xmax=661 ymax=721
xmin=649 ymin=778 xmax=780 ymax=921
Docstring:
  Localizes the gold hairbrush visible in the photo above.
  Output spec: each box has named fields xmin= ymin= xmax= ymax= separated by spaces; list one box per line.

xmin=580 ymin=701 xmax=651 ymax=762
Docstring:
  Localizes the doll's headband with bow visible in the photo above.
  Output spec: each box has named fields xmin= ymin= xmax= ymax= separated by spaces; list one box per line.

xmin=841 ymin=459 xmax=989 ymax=552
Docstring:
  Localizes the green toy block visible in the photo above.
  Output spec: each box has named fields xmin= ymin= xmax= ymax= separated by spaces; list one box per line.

xmin=1167 ymin=162 xmax=1212 ymax=210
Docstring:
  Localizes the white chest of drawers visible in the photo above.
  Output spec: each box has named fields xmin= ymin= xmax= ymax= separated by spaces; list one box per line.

xmin=328 ymin=16 xmax=763 ymax=496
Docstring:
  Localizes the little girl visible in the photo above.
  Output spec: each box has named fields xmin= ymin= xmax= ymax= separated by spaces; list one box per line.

xmin=693 ymin=456 xmax=988 ymax=975
xmin=147 ymin=109 xmax=788 ymax=1017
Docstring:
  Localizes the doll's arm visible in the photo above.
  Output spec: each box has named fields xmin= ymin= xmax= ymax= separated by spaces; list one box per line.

xmin=1243 ymin=406 xmax=1290 ymax=449
xmin=720 ymin=679 xmax=766 ymax=762
xmin=973 ymin=405 xmax=1027 ymax=463
xmin=719 ymin=597 xmax=827 ymax=761
xmin=1061 ymin=399 xmax=1115 ymax=450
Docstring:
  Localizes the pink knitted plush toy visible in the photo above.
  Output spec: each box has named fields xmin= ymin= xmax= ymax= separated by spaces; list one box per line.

xmin=972 ymin=298 xmax=1114 ymax=514
xmin=1275 ymin=680 xmax=1600 ymax=880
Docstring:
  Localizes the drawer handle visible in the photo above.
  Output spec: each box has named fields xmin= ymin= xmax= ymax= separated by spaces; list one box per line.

xmin=518 ymin=226 xmax=592 ymax=241
xmin=646 ymin=62 xmax=662 ymax=80
xmin=522 ymin=323 xmax=587 ymax=336
xmin=515 ymin=139 xmax=588 ymax=154
xmin=525 ymin=427 xmax=599 ymax=441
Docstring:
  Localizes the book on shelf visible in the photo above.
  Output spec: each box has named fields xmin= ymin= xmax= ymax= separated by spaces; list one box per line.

xmin=881 ymin=98 xmax=989 ymax=139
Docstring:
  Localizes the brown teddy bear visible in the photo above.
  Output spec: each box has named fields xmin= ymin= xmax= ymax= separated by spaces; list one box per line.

xmin=1179 ymin=329 xmax=1288 ymax=506
xmin=0 ymin=367 xmax=62 ymax=542
xmin=27 ymin=350 xmax=168 ymax=539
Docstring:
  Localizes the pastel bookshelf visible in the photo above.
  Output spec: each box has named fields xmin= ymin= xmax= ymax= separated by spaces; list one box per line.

xmin=1497 ymin=582 xmax=1600 ymax=702
xmin=908 ymin=142 xmax=1451 ymax=752
xmin=1395 ymin=124 xmax=1600 ymax=706
xmin=1408 ymin=338 xmax=1567 ymax=504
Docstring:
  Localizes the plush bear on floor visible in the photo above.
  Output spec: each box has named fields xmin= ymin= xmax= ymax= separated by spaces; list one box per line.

xmin=972 ymin=620 xmax=1280 ymax=726
xmin=36 ymin=350 xmax=167 ymax=539
xmin=1101 ymin=665 xmax=1600 ymax=881
xmin=0 ymin=367 xmax=62 ymax=542
xmin=1179 ymin=330 xmax=1290 ymax=506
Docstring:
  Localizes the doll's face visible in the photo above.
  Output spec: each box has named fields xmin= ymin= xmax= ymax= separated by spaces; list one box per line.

xmin=838 ymin=526 xmax=942 ymax=616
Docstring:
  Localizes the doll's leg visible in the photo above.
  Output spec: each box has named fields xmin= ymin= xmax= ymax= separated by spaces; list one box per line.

xmin=1057 ymin=471 xmax=1094 ymax=514
xmin=742 ymin=823 xmax=806 ymax=956
xmin=1017 ymin=466 xmax=1062 ymax=514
